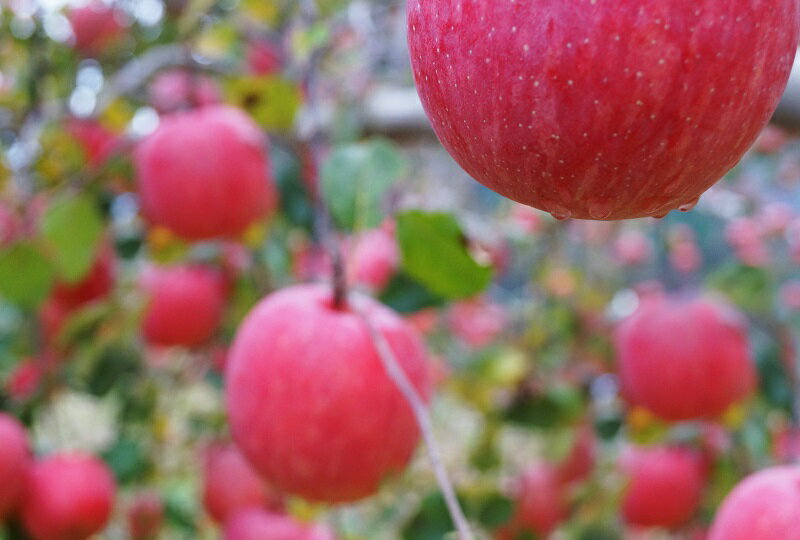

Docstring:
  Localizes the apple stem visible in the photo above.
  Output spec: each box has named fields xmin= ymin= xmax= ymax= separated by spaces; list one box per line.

xmin=358 ymin=309 xmax=474 ymax=540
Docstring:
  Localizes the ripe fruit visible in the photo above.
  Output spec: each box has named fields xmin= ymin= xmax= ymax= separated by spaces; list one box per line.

xmin=67 ymin=2 xmax=125 ymax=56
xmin=203 ymin=443 xmax=282 ymax=523
xmin=708 ymin=466 xmax=800 ymax=540
xmin=148 ymin=69 xmax=222 ymax=113
xmin=126 ymin=491 xmax=164 ymax=540
xmin=140 ymin=265 xmax=226 ymax=347
xmin=21 ymin=453 xmax=115 ymax=540
xmin=408 ymin=1 xmax=799 ymax=220
xmin=449 ymin=297 xmax=507 ymax=348
xmin=0 ymin=413 xmax=31 ymax=521
xmin=556 ymin=425 xmax=596 ymax=485
xmin=348 ymin=226 xmax=400 ymax=291
xmin=134 ymin=105 xmax=277 ymax=241
xmin=223 ymin=509 xmax=335 ymax=540
xmin=225 ymin=284 xmax=431 ymax=503
xmin=496 ymin=463 xmax=568 ymax=539
xmin=620 ymin=445 xmax=705 ymax=528
xmin=246 ymin=40 xmax=284 ymax=76
xmin=615 ymin=296 xmax=755 ymax=421
xmin=51 ymin=246 xmax=115 ymax=310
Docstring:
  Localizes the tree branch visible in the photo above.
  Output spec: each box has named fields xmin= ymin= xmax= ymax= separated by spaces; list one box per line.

xmin=357 ymin=308 xmax=475 ymax=540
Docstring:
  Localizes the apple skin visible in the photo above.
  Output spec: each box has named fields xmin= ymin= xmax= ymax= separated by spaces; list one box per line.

xmin=148 ymin=69 xmax=222 ymax=113
xmin=140 ymin=265 xmax=226 ymax=348
xmin=51 ymin=245 xmax=115 ymax=310
xmin=126 ymin=491 xmax=164 ymax=540
xmin=408 ymin=0 xmax=799 ymax=220
xmin=202 ymin=443 xmax=283 ymax=523
xmin=709 ymin=466 xmax=800 ymax=540
xmin=225 ymin=284 xmax=431 ymax=503
xmin=67 ymin=2 xmax=125 ymax=57
xmin=223 ymin=508 xmax=335 ymax=540
xmin=556 ymin=424 xmax=596 ymax=485
xmin=620 ymin=445 xmax=705 ymax=528
xmin=615 ymin=296 xmax=755 ymax=421
xmin=134 ymin=105 xmax=277 ymax=241
xmin=0 ymin=414 xmax=31 ymax=521
xmin=21 ymin=453 xmax=115 ymax=540
xmin=496 ymin=463 xmax=568 ymax=539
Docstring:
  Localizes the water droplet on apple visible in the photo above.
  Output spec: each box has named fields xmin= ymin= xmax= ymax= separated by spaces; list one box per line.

xmin=588 ymin=199 xmax=614 ymax=220
xmin=678 ymin=198 xmax=699 ymax=212
xmin=550 ymin=211 xmax=572 ymax=221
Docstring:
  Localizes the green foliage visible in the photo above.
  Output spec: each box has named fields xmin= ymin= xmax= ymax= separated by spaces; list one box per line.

xmin=322 ymin=138 xmax=405 ymax=231
xmin=0 ymin=243 xmax=55 ymax=308
xmin=397 ymin=211 xmax=493 ymax=299
xmin=41 ymin=194 xmax=105 ymax=283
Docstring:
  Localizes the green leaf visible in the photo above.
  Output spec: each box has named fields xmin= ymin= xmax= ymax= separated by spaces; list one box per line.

xmin=379 ymin=272 xmax=446 ymax=314
xmin=271 ymin=145 xmax=314 ymax=231
xmin=402 ymin=492 xmax=459 ymax=540
xmin=227 ymin=76 xmax=301 ymax=132
xmin=474 ymin=493 xmax=514 ymax=529
xmin=0 ymin=244 xmax=55 ymax=307
xmin=397 ymin=211 xmax=493 ymax=299
xmin=41 ymin=195 xmax=104 ymax=283
xmin=102 ymin=438 xmax=151 ymax=484
xmin=321 ymin=138 xmax=405 ymax=231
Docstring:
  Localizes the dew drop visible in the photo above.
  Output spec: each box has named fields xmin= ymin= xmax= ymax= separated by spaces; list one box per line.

xmin=588 ymin=199 xmax=614 ymax=220
xmin=678 ymin=198 xmax=699 ymax=212
xmin=551 ymin=211 xmax=572 ymax=221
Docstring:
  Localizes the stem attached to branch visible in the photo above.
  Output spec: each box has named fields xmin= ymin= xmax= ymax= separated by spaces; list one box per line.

xmin=358 ymin=309 xmax=474 ymax=540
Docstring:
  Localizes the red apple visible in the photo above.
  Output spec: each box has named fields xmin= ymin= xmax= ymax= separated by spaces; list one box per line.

xmin=134 ymin=105 xmax=277 ymax=241
xmin=51 ymin=245 xmax=115 ymax=310
xmin=0 ymin=413 xmax=31 ymax=521
xmin=408 ymin=1 xmax=799 ymax=220
xmin=148 ymin=69 xmax=222 ymax=113
xmin=140 ymin=265 xmax=226 ymax=348
xmin=126 ymin=491 xmax=164 ymax=540
xmin=556 ymin=425 xmax=596 ymax=485
xmin=5 ymin=360 xmax=45 ymax=401
xmin=67 ymin=2 xmax=125 ymax=57
xmin=620 ymin=445 xmax=705 ymax=528
xmin=246 ymin=40 xmax=284 ymax=76
xmin=347 ymin=226 xmax=399 ymax=291
xmin=21 ymin=453 xmax=115 ymax=540
xmin=496 ymin=463 xmax=568 ymax=539
xmin=449 ymin=297 xmax=507 ymax=348
xmin=223 ymin=508 xmax=335 ymax=540
xmin=614 ymin=230 xmax=652 ymax=266
xmin=225 ymin=284 xmax=431 ymax=503
xmin=67 ymin=119 xmax=119 ymax=167
xmin=708 ymin=466 xmax=800 ymax=540
xmin=202 ymin=443 xmax=282 ymax=523
xmin=615 ymin=296 xmax=755 ymax=421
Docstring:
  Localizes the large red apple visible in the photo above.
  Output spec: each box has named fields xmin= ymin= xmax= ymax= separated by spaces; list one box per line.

xmin=140 ymin=265 xmax=226 ymax=348
xmin=615 ymin=296 xmax=755 ymax=421
xmin=202 ymin=443 xmax=282 ymax=523
xmin=620 ymin=445 xmax=705 ymax=529
xmin=134 ymin=105 xmax=277 ymax=241
xmin=495 ymin=463 xmax=568 ymax=539
xmin=67 ymin=2 xmax=126 ymax=57
xmin=708 ymin=465 xmax=800 ymax=540
xmin=21 ymin=453 xmax=116 ymax=540
xmin=0 ymin=413 xmax=31 ymax=521
xmin=225 ymin=284 xmax=431 ymax=503
xmin=223 ymin=508 xmax=335 ymax=540
xmin=408 ymin=1 xmax=799 ymax=220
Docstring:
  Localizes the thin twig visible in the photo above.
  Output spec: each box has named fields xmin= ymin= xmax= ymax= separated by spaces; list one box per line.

xmin=358 ymin=308 xmax=474 ymax=540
